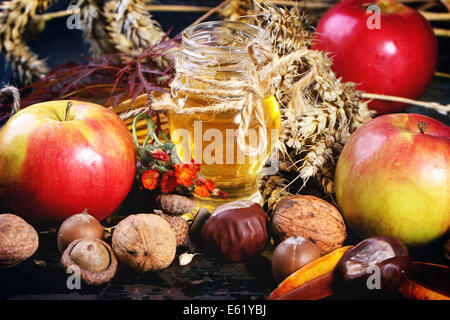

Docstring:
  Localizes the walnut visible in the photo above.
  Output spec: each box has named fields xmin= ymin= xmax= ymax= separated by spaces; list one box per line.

xmin=112 ymin=214 xmax=177 ymax=272
xmin=0 ymin=214 xmax=39 ymax=268
xmin=271 ymin=195 xmax=346 ymax=255
xmin=61 ymin=238 xmax=117 ymax=286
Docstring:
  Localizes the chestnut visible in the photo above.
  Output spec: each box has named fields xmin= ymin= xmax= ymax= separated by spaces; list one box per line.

xmin=201 ymin=201 xmax=268 ymax=262
xmin=337 ymin=236 xmax=409 ymax=293
xmin=271 ymin=236 xmax=321 ymax=283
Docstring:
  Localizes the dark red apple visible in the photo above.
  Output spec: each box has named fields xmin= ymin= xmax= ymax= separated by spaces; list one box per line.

xmin=312 ymin=0 xmax=438 ymax=114
xmin=0 ymin=100 xmax=136 ymax=224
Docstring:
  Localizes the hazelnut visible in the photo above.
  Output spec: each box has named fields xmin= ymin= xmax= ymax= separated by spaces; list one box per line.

xmin=155 ymin=194 xmax=197 ymax=215
xmin=70 ymin=239 xmax=111 ymax=272
xmin=61 ymin=238 xmax=117 ymax=286
xmin=0 ymin=214 xmax=39 ymax=268
xmin=201 ymin=201 xmax=268 ymax=262
xmin=112 ymin=214 xmax=177 ymax=272
xmin=271 ymin=195 xmax=346 ymax=255
xmin=57 ymin=209 xmax=104 ymax=253
xmin=271 ymin=236 xmax=321 ymax=283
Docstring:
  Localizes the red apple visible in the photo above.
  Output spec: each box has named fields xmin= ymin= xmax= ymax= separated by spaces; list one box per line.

xmin=0 ymin=100 xmax=136 ymax=224
xmin=335 ymin=113 xmax=449 ymax=246
xmin=312 ymin=0 xmax=438 ymax=115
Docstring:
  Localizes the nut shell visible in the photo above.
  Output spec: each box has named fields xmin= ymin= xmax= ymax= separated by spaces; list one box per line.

xmin=201 ymin=201 xmax=268 ymax=262
xmin=160 ymin=214 xmax=189 ymax=247
xmin=271 ymin=236 xmax=321 ymax=283
xmin=112 ymin=214 xmax=177 ymax=272
xmin=271 ymin=195 xmax=346 ymax=254
xmin=70 ymin=239 xmax=111 ymax=272
xmin=155 ymin=194 xmax=196 ymax=215
xmin=0 ymin=214 xmax=39 ymax=268
xmin=337 ymin=236 xmax=409 ymax=292
xmin=57 ymin=209 xmax=104 ymax=253
xmin=61 ymin=238 xmax=117 ymax=286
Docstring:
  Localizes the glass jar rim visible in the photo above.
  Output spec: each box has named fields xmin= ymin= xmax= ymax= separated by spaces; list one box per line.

xmin=182 ymin=21 xmax=267 ymax=53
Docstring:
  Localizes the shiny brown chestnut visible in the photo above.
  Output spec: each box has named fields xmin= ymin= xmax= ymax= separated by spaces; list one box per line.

xmin=271 ymin=236 xmax=321 ymax=283
xmin=201 ymin=201 xmax=268 ymax=262
xmin=337 ymin=236 xmax=409 ymax=293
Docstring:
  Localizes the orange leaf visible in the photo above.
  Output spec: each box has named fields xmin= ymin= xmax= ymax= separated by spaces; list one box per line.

xmin=398 ymin=279 xmax=450 ymax=300
xmin=398 ymin=262 xmax=450 ymax=300
xmin=273 ymin=271 xmax=335 ymax=300
xmin=268 ymin=246 xmax=352 ymax=300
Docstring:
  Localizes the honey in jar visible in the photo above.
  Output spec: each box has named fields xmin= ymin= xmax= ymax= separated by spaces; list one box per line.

xmin=168 ymin=21 xmax=280 ymax=210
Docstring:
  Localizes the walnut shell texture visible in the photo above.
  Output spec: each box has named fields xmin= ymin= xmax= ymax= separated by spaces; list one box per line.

xmin=0 ymin=214 xmax=39 ymax=268
xmin=61 ymin=238 xmax=117 ymax=286
xmin=271 ymin=195 xmax=346 ymax=255
xmin=112 ymin=214 xmax=176 ymax=272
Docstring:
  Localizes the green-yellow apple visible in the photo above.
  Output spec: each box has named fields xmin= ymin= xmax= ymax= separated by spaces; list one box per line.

xmin=0 ymin=100 xmax=136 ymax=224
xmin=335 ymin=113 xmax=449 ymax=246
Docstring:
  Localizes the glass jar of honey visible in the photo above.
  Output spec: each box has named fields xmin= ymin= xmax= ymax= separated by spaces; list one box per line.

xmin=167 ymin=21 xmax=280 ymax=210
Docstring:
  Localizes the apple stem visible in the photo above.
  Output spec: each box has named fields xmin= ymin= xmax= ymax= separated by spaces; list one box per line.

xmin=64 ymin=101 xmax=72 ymax=121
xmin=418 ymin=121 xmax=427 ymax=134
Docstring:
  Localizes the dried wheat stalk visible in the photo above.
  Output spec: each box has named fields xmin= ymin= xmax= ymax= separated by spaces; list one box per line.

xmin=220 ymin=0 xmax=256 ymax=23
xmin=0 ymin=0 xmax=50 ymax=84
xmin=255 ymin=1 xmax=313 ymax=56
xmin=77 ymin=0 xmax=116 ymax=58
xmin=104 ymin=0 xmax=165 ymax=57
xmin=77 ymin=0 xmax=171 ymax=68
xmin=253 ymin=3 xmax=374 ymax=201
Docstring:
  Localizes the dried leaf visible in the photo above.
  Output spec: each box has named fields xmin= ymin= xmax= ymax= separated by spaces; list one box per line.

xmin=273 ymin=271 xmax=335 ymax=300
xmin=269 ymin=246 xmax=352 ymax=300
xmin=20 ymin=34 xmax=179 ymax=110
xmin=398 ymin=262 xmax=450 ymax=300
xmin=399 ymin=280 xmax=450 ymax=300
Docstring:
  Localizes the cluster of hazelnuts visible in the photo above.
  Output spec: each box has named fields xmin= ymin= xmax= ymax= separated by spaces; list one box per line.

xmin=55 ymin=194 xmax=349 ymax=285
xmin=56 ymin=208 xmax=189 ymax=285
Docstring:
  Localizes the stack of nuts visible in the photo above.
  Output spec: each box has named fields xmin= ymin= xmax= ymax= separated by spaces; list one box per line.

xmin=2 ymin=192 xmax=447 ymax=300
xmin=0 ymin=192 xmax=349 ymax=289
xmin=198 ymin=195 xmax=348 ymax=284
xmin=56 ymin=195 xmax=192 ymax=285
xmin=0 ymin=194 xmax=193 ymax=286
xmin=58 ymin=209 xmax=117 ymax=285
